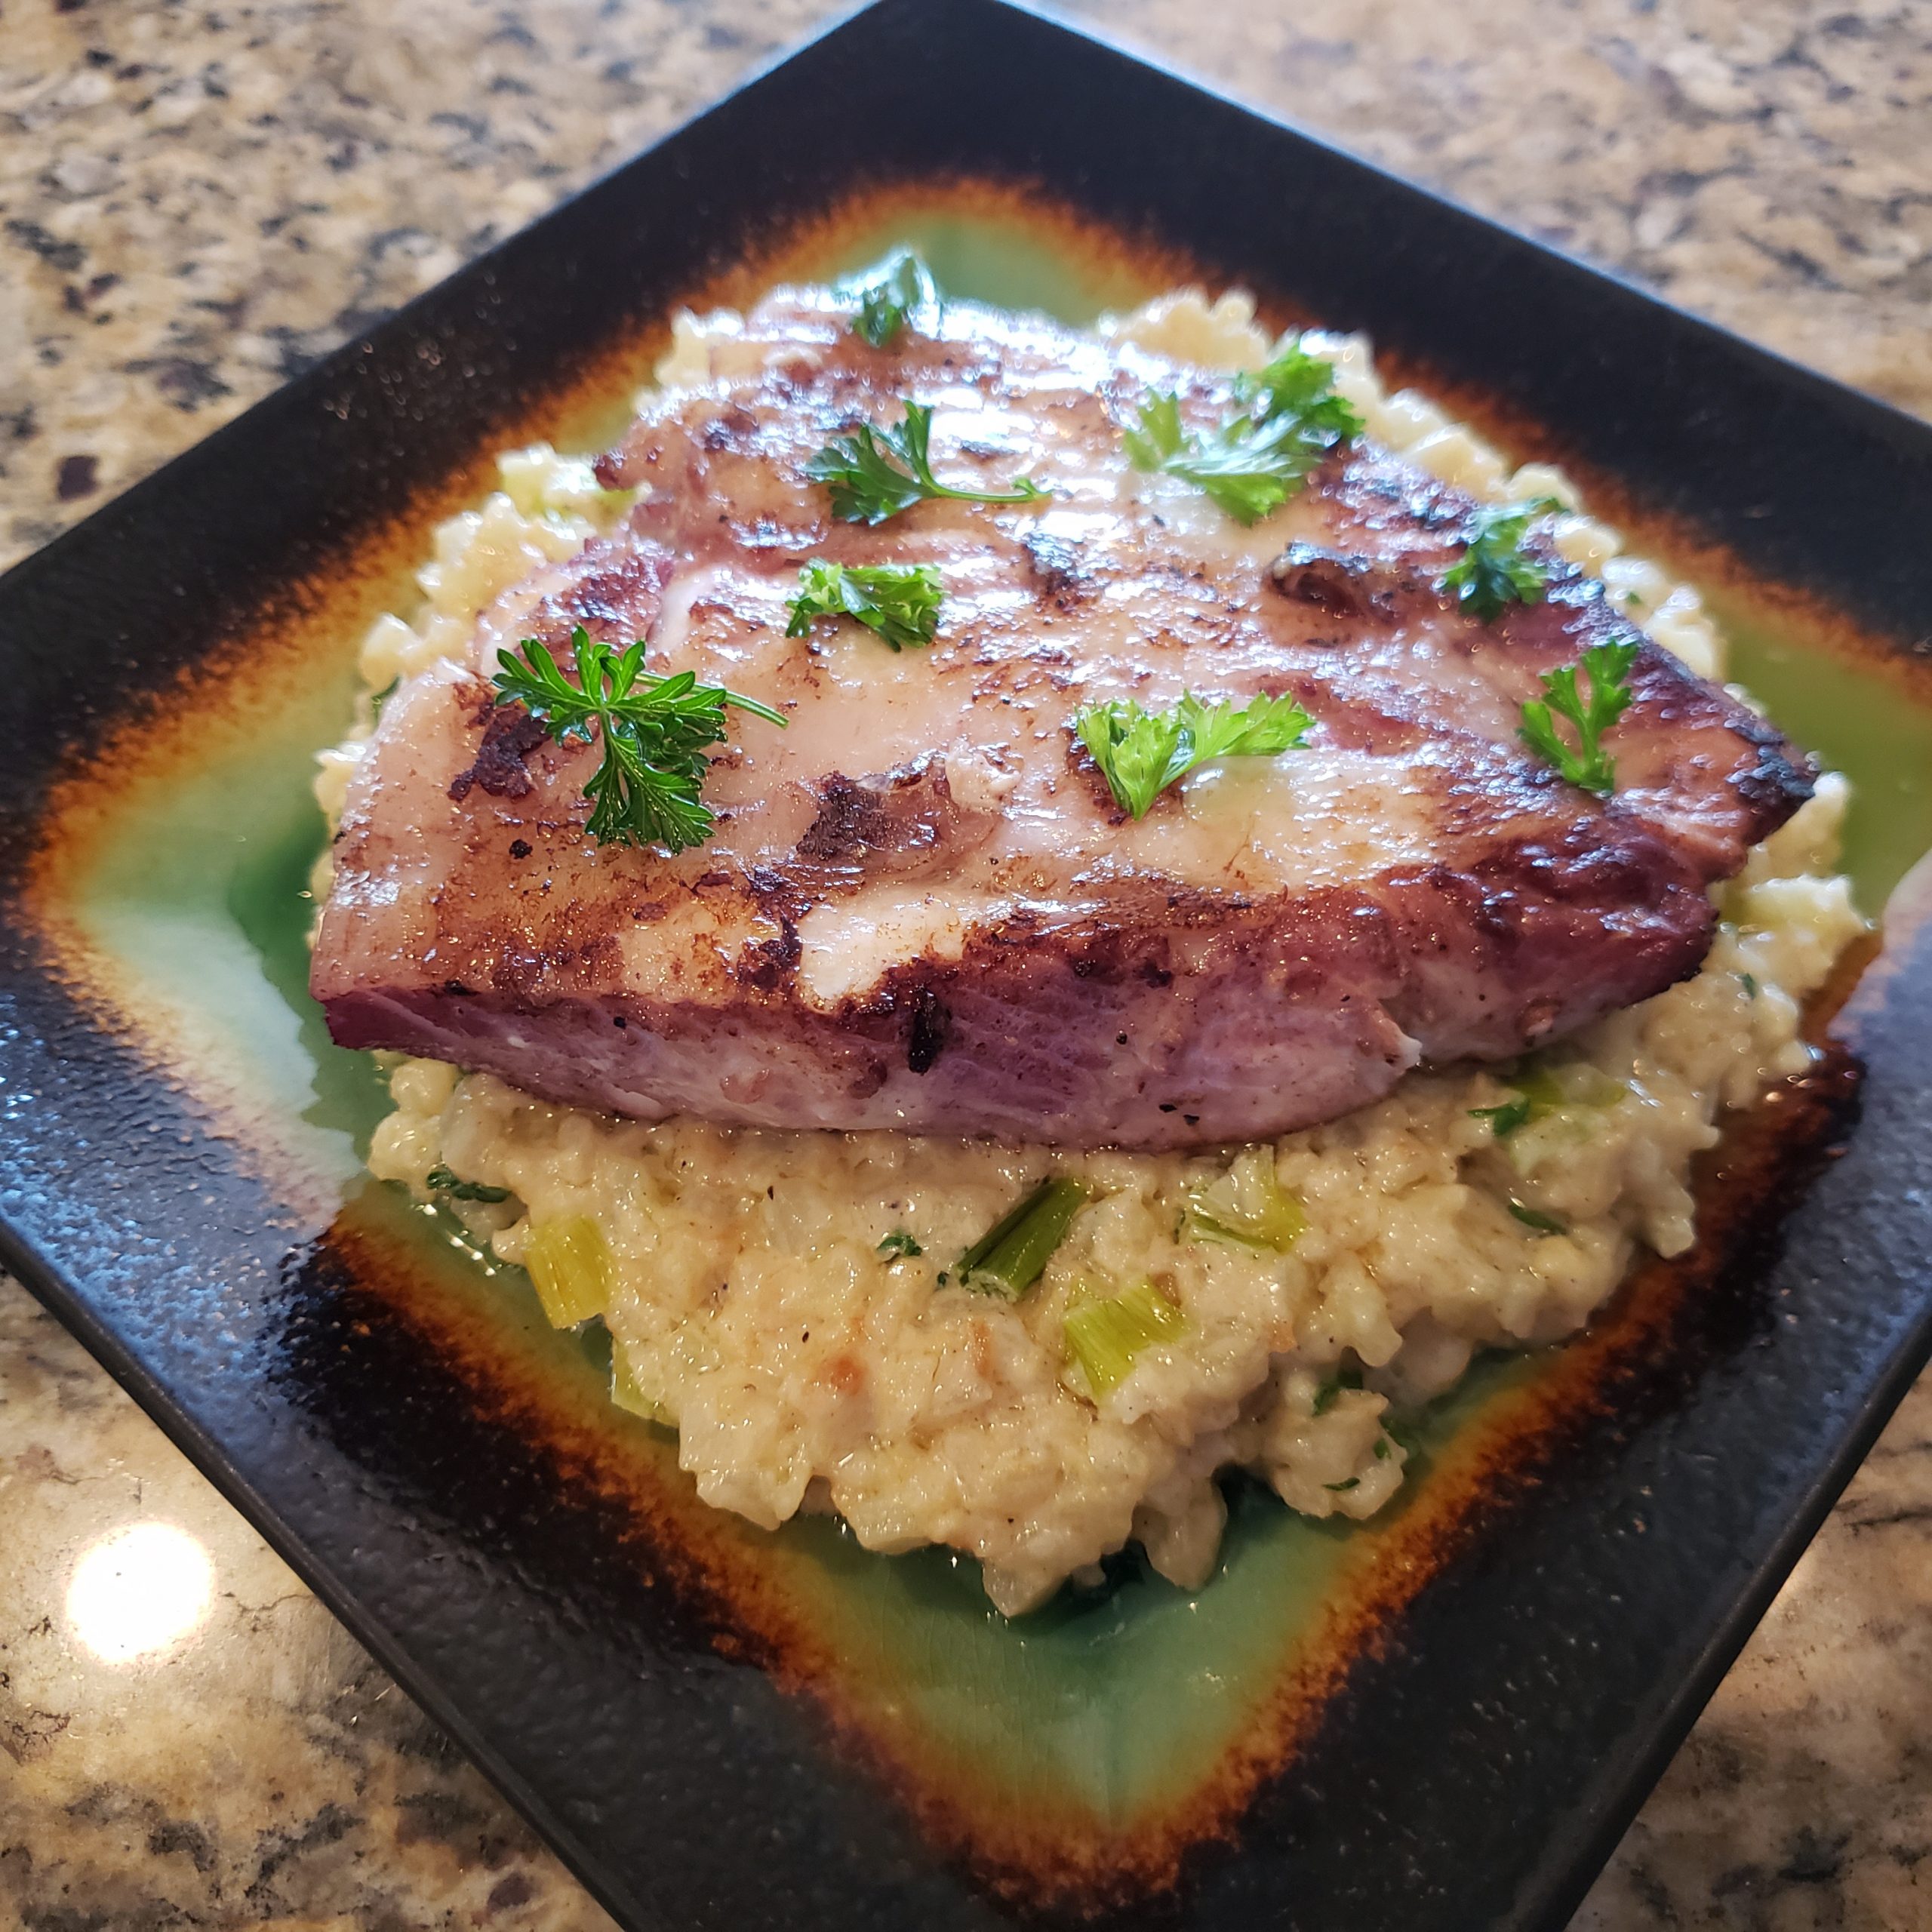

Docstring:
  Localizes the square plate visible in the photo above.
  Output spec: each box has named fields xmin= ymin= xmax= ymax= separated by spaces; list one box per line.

xmin=4 ymin=3 xmax=1932 ymax=1927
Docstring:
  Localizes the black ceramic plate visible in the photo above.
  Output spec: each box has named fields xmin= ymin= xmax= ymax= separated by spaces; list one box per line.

xmin=4 ymin=3 xmax=1932 ymax=1927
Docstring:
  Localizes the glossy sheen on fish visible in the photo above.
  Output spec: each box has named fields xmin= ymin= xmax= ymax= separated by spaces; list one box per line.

xmin=312 ymin=290 xmax=1812 ymax=1149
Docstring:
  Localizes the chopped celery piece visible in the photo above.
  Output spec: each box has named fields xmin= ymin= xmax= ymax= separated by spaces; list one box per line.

xmin=611 ymin=1346 xmax=669 ymax=1424
xmin=523 ymin=1216 xmax=611 ymax=1328
xmin=1065 ymin=1281 xmax=1189 ymax=1399
xmin=1515 ymin=1065 xmax=1569 ymax=1111
xmin=1524 ymin=1063 xmax=1627 ymax=1110
xmin=957 ymin=1177 xmax=1091 ymax=1300
xmin=1183 ymin=1147 xmax=1306 ymax=1252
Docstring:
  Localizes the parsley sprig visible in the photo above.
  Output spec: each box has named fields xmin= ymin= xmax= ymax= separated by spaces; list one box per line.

xmin=1122 ymin=338 xmax=1362 ymax=525
xmin=1519 ymin=639 xmax=1639 ymax=796
xmin=1232 ymin=340 xmax=1365 ymax=443
xmin=1123 ymin=395 xmax=1305 ymax=525
xmin=843 ymin=249 xmax=940 ymax=349
xmin=804 ymin=401 xmax=1051 ymax=525
xmin=491 ymin=625 xmax=784 ymax=854
xmin=1075 ymin=691 xmax=1314 ymax=819
xmin=785 ymin=558 xmax=943 ymax=651
xmin=1438 ymin=497 xmax=1562 ymax=622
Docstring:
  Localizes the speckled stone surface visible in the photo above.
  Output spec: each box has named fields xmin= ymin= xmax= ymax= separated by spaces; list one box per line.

xmin=2 ymin=2 xmax=1928 ymax=1927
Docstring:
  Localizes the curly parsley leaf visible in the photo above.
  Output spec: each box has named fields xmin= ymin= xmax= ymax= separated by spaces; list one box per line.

xmin=1075 ymin=692 xmax=1187 ymax=820
xmin=785 ymin=558 xmax=943 ymax=651
xmin=877 ymin=1229 xmax=924 ymax=1260
xmin=805 ymin=400 xmax=1051 ymax=526
xmin=1075 ymin=690 xmax=1314 ymax=819
xmin=842 ymin=248 xmax=940 ymax=349
xmin=491 ymin=625 xmax=784 ymax=854
xmin=1232 ymin=339 xmax=1364 ymax=442
xmin=1121 ymin=392 xmax=1300 ymax=523
xmin=1181 ymin=691 xmax=1315 ymax=764
xmin=1519 ymin=638 xmax=1641 ymax=796
xmin=1438 ymin=497 xmax=1563 ymax=622
xmin=1123 ymin=339 xmax=1360 ymax=525
xmin=1119 ymin=390 xmax=1189 ymax=475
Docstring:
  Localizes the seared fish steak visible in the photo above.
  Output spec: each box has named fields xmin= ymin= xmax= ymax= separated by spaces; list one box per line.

xmin=313 ymin=291 xmax=1807 ymax=1149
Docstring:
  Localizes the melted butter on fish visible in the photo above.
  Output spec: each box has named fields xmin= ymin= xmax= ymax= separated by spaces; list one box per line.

xmin=794 ymin=891 xmax=1021 ymax=1008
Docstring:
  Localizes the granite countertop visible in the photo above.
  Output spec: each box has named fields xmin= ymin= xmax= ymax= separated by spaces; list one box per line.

xmin=2 ymin=2 xmax=1928 ymax=1926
